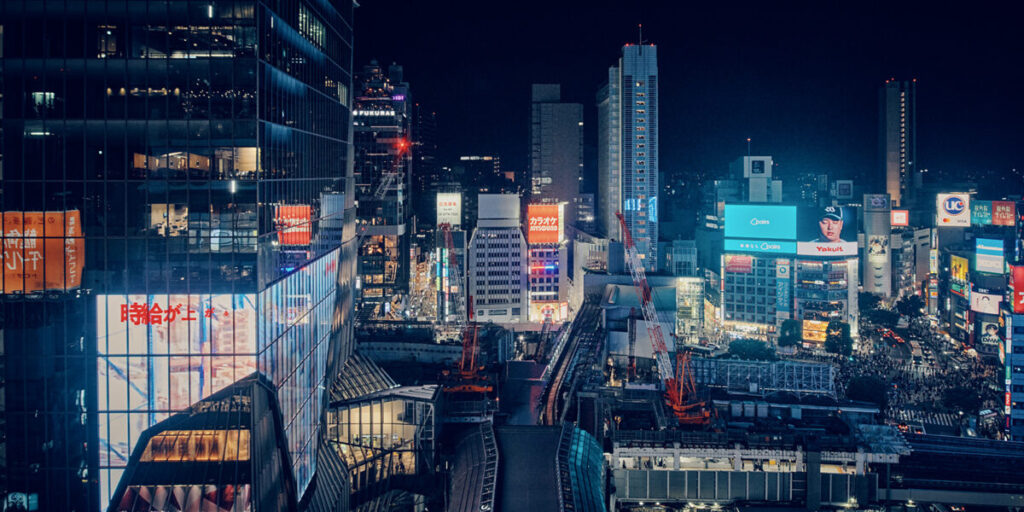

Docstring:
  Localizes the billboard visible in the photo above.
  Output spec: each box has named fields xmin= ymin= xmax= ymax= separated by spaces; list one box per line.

xmin=529 ymin=300 xmax=568 ymax=323
xmin=527 ymin=204 xmax=562 ymax=244
xmin=891 ymin=210 xmax=909 ymax=226
xmin=803 ymin=320 xmax=828 ymax=343
xmin=1012 ymin=266 xmax=1024 ymax=314
xmin=971 ymin=200 xmax=993 ymax=226
xmin=724 ymin=238 xmax=797 ymax=255
xmin=835 ymin=180 xmax=854 ymax=199
xmin=436 ymin=192 xmax=462 ymax=228
xmin=796 ymin=206 xmax=858 ymax=257
xmin=1 ymin=210 xmax=84 ymax=294
xmin=865 ymin=194 xmax=890 ymax=211
xmin=970 ymin=290 xmax=1001 ymax=314
xmin=936 ymin=193 xmax=970 ymax=227
xmin=114 ymin=484 xmax=252 ymax=512
xmin=951 ymin=255 xmax=969 ymax=282
xmin=724 ymin=254 xmax=753 ymax=274
xmin=723 ymin=204 xmax=797 ymax=240
xmin=977 ymin=318 xmax=1002 ymax=349
xmin=96 ymin=294 xmax=257 ymax=470
xmin=993 ymin=201 xmax=1016 ymax=226
xmin=976 ymin=238 xmax=1005 ymax=274
xmin=775 ymin=259 xmax=791 ymax=313
xmin=867 ymin=235 xmax=889 ymax=262
xmin=275 ymin=205 xmax=312 ymax=245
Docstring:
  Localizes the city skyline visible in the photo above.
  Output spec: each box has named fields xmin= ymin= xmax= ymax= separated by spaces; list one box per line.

xmin=355 ymin=1 xmax=1023 ymax=184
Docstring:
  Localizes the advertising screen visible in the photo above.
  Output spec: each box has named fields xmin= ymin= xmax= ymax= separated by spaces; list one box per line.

xmin=527 ymin=204 xmax=562 ymax=244
xmin=803 ymin=320 xmax=829 ymax=342
xmin=1012 ymin=266 xmax=1024 ymax=314
xmin=977 ymin=318 xmax=1002 ymax=349
xmin=1 ymin=210 xmax=84 ymax=293
xmin=865 ymin=194 xmax=890 ymax=211
xmin=993 ymin=201 xmax=1016 ymax=226
xmin=275 ymin=205 xmax=312 ymax=245
xmin=775 ymin=259 xmax=791 ymax=313
xmin=971 ymin=200 xmax=993 ymax=226
xmin=951 ymin=255 xmax=969 ymax=282
xmin=724 ymin=254 xmax=753 ymax=274
xmin=970 ymin=291 xmax=1002 ymax=314
xmin=936 ymin=193 xmax=970 ymax=227
xmin=890 ymin=210 xmax=909 ymax=226
xmin=96 ymin=294 xmax=257 ymax=470
xmin=114 ymin=484 xmax=252 ymax=512
xmin=976 ymin=238 xmax=1005 ymax=274
xmin=723 ymin=238 xmax=797 ymax=255
xmin=529 ymin=301 xmax=568 ymax=322
xmin=796 ymin=206 xmax=858 ymax=257
xmin=436 ymin=192 xmax=462 ymax=228
xmin=867 ymin=235 xmax=889 ymax=262
xmin=723 ymin=204 xmax=797 ymax=240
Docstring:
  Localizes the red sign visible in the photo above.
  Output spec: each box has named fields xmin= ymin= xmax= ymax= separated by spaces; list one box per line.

xmin=275 ymin=205 xmax=312 ymax=245
xmin=118 ymin=301 xmax=232 ymax=325
xmin=527 ymin=204 xmax=561 ymax=244
xmin=724 ymin=255 xmax=753 ymax=274
xmin=1012 ymin=266 xmax=1024 ymax=314
xmin=890 ymin=209 xmax=909 ymax=226
xmin=2 ymin=210 xmax=84 ymax=294
xmin=993 ymin=201 xmax=1016 ymax=226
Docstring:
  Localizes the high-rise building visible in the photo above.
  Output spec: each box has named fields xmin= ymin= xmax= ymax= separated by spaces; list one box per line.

xmin=353 ymin=61 xmax=412 ymax=311
xmin=0 ymin=2 xmax=356 ymax=508
xmin=468 ymin=194 xmax=527 ymax=324
xmin=529 ymin=84 xmax=583 ymax=225
xmin=598 ymin=44 xmax=659 ymax=271
xmin=879 ymin=79 xmax=917 ymax=208
xmin=412 ymin=104 xmax=438 ymax=233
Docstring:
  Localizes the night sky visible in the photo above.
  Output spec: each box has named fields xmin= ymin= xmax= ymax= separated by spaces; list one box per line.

xmin=354 ymin=1 xmax=1024 ymax=186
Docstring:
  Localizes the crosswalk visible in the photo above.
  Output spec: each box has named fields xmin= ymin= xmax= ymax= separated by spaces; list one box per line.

xmin=890 ymin=408 xmax=960 ymax=429
xmin=894 ymin=363 xmax=940 ymax=377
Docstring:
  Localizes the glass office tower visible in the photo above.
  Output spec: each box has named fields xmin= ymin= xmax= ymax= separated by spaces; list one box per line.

xmin=0 ymin=1 xmax=356 ymax=509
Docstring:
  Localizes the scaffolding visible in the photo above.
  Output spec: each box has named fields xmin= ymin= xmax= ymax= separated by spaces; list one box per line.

xmin=689 ymin=358 xmax=836 ymax=398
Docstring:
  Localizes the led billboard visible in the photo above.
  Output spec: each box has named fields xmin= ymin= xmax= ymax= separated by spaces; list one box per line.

xmin=776 ymin=259 xmax=791 ymax=313
xmin=993 ymin=201 xmax=1016 ymax=226
xmin=527 ymin=204 xmax=562 ymax=244
xmin=936 ymin=193 xmax=970 ymax=227
xmin=724 ymin=254 xmax=753 ymax=274
xmin=1013 ymin=266 xmax=1024 ymax=314
xmin=972 ymin=200 xmax=993 ymax=226
xmin=96 ymin=294 xmax=257 ymax=471
xmin=1 ymin=210 xmax=84 ymax=293
xmin=796 ymin=206 xmax=858 ymax=257
xmin=951 ymin=255 xmax=969 ymax=282
xmin=724 ymin=239 xmax=797 ymax=255
xmin=275 ymin=205 xmax=312 ymax=245
xmin=977 ymin=318 xmax=1002 ymax=348
xmin=976 ymin=238 xmax=1005 ymax=274
xmin=436 ymin=192 xmax=462 ymax=228
xmin=803 ymin=320 xmax=828 ymax=343
xmin=890 ymin=210 xmax=909 ymax=226
xmin=970 ymin=290 xmax=1002 ymax=315
xmin=723 ymin=204 xmax=797 ymax=240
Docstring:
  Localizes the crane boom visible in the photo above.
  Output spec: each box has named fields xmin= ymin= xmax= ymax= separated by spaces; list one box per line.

xmin=615 ymin=212 xmax=673 ymax=380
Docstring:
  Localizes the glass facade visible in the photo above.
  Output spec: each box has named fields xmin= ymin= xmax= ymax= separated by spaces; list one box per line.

xmin=0 ymin=1 xmax=355 ymax=509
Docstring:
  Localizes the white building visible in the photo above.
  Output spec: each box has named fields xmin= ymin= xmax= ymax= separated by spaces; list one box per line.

xmin=468 ymin=194 xmax=528 ymax=323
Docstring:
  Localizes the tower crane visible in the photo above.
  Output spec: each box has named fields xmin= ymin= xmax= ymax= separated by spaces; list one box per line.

xmin=615 ymin=212 xmax=709 ymax=426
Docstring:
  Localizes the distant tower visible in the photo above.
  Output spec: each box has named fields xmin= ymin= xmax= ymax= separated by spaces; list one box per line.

xmin=879 ymin=79 xmax=917 ymax=208
xmin=529 ymin=84 xmax=584 ymax=225
xmin=598 ymin=43 xmax=659 ymax=271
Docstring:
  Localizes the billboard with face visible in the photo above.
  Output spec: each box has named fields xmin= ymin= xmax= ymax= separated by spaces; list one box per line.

xmin=867 ymin=235 xmax=889 ymax=261
xmin=796 ymin=206 xmax=858 ymax=257
xmin=936 ymin=193 xmax=970 ymax=227
xmin=970 ymin=291 xmax=1001 ymax=315
xmin=978 ymin=318 xmax=1002 ymax=348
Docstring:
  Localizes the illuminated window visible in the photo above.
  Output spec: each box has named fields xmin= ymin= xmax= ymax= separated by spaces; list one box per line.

xmin=298 ymin=5 xmax=326 ymax=48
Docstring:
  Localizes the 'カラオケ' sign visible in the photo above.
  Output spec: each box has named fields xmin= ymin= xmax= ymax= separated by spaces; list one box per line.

xmin=1 ymin=210 xmax=84 ymax=294
xmin=527 ymin=204 xmax=561 ymax=244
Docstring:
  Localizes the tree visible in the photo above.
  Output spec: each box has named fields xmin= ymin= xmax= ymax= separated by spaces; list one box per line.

xmin=858 ymin=292 xmax=883 ymax=313
xmin=726 ymin=338 xmax=777 ymax=361
xmin=865 ymin=308 xmax=900 ymax=330
xmin=942 ymin=386 xmax=982 ymax=414
xmin=824 ymin=320 xmax=852 ymax=356
xmin=896 ymin=295 xmax=925 ymax=318
xmin=846 ymin=376 xmax=889 ymax=409
xmin=777 ymin=319 xmax=802 ymax=348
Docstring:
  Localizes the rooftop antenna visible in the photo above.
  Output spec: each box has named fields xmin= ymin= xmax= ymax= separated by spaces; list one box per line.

xmin=747 ymin=137 xmax=751 ymax=156
xmin=638 ymin=23 xmax=644 ymax=45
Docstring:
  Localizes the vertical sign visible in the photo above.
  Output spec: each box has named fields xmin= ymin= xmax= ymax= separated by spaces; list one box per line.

xmin=775 ymin=258 xmax=791 ymax=313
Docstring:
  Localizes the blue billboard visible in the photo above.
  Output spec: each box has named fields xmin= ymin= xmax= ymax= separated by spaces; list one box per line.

xmin=976 ymin=238 xmax=1005 ymax=274
xmin=972 ymin=200 xmax=993 ymax=226
xmin=724 ymin=204 xmax=797 ymax=240
xmin=724 ymin=238 xmax=797 ymax=255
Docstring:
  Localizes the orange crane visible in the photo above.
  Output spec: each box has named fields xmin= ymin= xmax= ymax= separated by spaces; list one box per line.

xmin=438 ymin=223 xmax=492 ymax=394
xmin=615 ymin=212 xmax=709 ymax=426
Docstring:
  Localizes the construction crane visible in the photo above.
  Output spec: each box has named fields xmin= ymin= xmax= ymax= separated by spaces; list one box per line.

xmin=357 ymin=138 xmax=410 ymax=240
xmin=615 ymin=211 xmax=709 ymax=426
xmin=628 ymin=307 xmax=637 ymax=381
xmin=438 ymin=223 xmax=492 ymax=394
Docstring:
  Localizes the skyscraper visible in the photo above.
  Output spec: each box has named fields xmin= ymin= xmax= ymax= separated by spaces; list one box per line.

xmin=353 ymin=61 xmax=412 ymax=313
xmin=0 ymin=2 xmax=356 ymax=508
xmin=598 ymin=44 xmax=659 ymax=271
xmin=529 ymin=84 xmax=583 ymax=224
xmin=879 ymin=79 xmax=917 ymax=208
